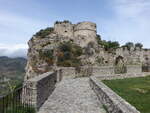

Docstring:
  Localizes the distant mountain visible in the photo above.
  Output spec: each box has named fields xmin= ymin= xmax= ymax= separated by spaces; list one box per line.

xmin=0 ymin=56 xmax=27 ymax=95
xmin=0 ymin=56 xmax=27 ymax=74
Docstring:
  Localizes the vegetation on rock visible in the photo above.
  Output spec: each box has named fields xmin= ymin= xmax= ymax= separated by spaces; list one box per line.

xmin=122 ymin=42 xmax=143 ymax=50
xmin=55 ymin=20 xmax=71 ymax=24
xmin=96 ymin=56 xmax=104 ymax=65
xmin=38 ymin=41 xmax=83 ymax=67
xmin=34 ymin=27 xmax=54 ymax=38
xmin=39 ymin=49 xmax=54 ymax=65
xmin=135 ymin=43 xmax=143 ymax=49
xmin=57 ymin=41 xmax=83 ymax=67
xmin=123 ymin=42 xmax=134 ymax=50
xmin=96 ymin=35 xmax=120 ymax=50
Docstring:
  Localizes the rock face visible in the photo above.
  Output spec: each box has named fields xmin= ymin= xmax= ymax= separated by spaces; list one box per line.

xmin=25 ymin=20 xmax=150 ymax=80
xmin=25 ymin=21 xmax=100 ymax=80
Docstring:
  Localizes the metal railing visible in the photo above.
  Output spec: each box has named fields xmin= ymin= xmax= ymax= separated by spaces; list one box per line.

xmin=0 ymin=85 xmax=35 ymax=113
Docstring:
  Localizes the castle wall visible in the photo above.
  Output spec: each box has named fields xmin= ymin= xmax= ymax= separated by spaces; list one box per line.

xmin=74 ymin=22 xmax=97 ymax=31
xmin=60 ymin=67 xmax=76 ymax=78
xmin=54 ymin=22 xmax=73 ymax=38
xmin=127 ymin=65 xmax=142 ymax=74
xmin=92 ymin=66 xmax=115 ymax=76
xmin=74 ymin=22 xmax=97 ymax=47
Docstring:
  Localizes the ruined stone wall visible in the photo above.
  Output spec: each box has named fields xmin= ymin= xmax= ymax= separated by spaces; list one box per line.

xmin=115 ymin=47 xmax=150 ymax=66
xmin=25 ymin=20 xmax=150 ymax=80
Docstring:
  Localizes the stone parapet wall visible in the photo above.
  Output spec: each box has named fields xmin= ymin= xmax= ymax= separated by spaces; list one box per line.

xmin=60 ymin=67 xmax=76 ymax=78
xmin=24 ymin=71 xmax=59 ymax=110
xmin=95 ymin=72 xmax=149 ymax=80
xmin=92 ymin=66 xmax=115 ymax=76
xmin=60 ymin=66 xmax=93 ymax=78
xmin=59 ymin=66 xmax=145 ymax=79
xmin=127 ymin=65 xmax=142 ymax=74
xmin=90 ymin=76 xmax=140 ymax=113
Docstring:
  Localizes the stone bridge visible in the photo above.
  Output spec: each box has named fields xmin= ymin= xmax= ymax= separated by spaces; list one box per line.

xmin=24 ymin=70 xmax=106 ymax=113
xmin=23 ymin=67 xmax=145 ymax=113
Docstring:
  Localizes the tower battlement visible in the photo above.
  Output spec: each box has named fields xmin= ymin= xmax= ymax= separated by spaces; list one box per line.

xmin=53 ymin=21 xmax=97 ymax=47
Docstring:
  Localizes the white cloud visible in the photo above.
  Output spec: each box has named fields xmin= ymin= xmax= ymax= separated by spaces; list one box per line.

xmin=100 ymin=0 xmax=150 ymax=48
xmin=114 ymin=0 xmax=150 ymax=19
xmin=0 ymin=11 xmax=52 ymax=44
xmin=0 ymin=44 xmax=28 ymax=58
xmin=0 ymin=11 xmax=51 ymax=57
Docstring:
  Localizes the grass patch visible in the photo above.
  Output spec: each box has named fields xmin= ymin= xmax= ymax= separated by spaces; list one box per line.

xmin=102 ymin=105 xmax=109 ymax=113
xmin=103 ymin=76 xmax=150 ymax=113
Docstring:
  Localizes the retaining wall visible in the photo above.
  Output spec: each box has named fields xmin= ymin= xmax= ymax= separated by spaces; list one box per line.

xmin=90 ymin=76 xmax=140 ymax=113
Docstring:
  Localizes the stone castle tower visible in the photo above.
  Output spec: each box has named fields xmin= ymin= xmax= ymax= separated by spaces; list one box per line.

xmin=54 ymin=21 xmax=97 ymax=47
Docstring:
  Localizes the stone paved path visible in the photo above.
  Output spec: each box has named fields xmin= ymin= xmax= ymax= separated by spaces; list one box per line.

xmin=38 ymin=78 xmax=106 ymax=113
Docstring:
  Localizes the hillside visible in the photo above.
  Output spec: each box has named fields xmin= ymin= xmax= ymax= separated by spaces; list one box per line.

xmin=0 ymin=56 xmax=26 ymax=72
xmin=0 ymin=56 xmax=27 ymax=96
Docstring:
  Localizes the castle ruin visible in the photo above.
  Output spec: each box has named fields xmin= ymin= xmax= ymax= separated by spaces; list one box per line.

xmin=25 ymin=20 xmax=150 ymax=79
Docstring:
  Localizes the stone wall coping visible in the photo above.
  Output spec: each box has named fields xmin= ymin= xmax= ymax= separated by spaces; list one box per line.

xmin=27 ymin=71 xmax=54 ymax=82
xmin=94 ymin=73 xmax=148 ymax=80
xmin=59 ymin=67 xmax=75 ymax=69
xmin=90 ymin=76 xmax=140 ymax=113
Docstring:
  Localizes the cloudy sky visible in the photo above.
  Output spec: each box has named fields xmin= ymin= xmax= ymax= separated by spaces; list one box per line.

xmin=0 ymin=0 xmax=150 ymax=57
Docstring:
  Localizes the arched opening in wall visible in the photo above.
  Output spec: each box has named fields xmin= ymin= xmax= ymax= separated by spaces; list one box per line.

xmin=142 ymin=57 xmax=150 ymax=72
xmin=114 ymin=56 xmax=127 ymax=74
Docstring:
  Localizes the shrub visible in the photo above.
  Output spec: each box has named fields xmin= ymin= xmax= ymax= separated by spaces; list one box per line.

xmin=96 ymin=34 xmax=102 ymax=44
xmin=96 ymin=57 xmax=104 ymax=65
xmin=98 ymin=40 xmax=120 ymax=51
xmin=57 ymin=41 xmax=83 ymax=67
xmin=34 ymin=27 xmax=54 ymax=38
xmin=135 ymin=43 xmax=143 ymax=49
xmin=123 ymin=42 xmax=134 ymax=50
xmin=39 ymin=50 xmax=54 ymax=65
xmin=55 ymin=20 xmax=71 ymax=24
xmin=39 ymin=50 xmax=53 ymax=59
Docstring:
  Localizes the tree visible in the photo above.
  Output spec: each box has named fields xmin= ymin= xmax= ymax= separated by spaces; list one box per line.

xmin=100 ymin=40 xmax=120 ymax=51
xmin=135 ymin=43 xmax=143 ymax=49
xmin=124 ymin=42 xmax=134 ymax=50
xmin=57 ymin=41 xmax=83 ymax=67
xmin=96 ymin=34 xmax=102 ymax=44
xmin=107 ymin=41 xmax=120 ymax=49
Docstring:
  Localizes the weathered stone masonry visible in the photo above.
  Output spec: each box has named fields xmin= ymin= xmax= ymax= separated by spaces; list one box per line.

xmin=90 ymin=76 xmax=140 ymax=113
xmin=23 ymin=70 xmax=62 ymax=110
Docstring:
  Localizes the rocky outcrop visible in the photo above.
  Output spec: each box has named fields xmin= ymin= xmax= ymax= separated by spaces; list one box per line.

xmin=25 ymin=21 xmax=101 ymax=80
xmin=25 ymin=20 xmax=150 ymax=80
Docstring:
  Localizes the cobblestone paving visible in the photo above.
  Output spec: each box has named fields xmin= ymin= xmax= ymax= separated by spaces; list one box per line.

xmin=38 ymin=78 xmax=106 ymax=113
